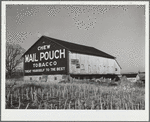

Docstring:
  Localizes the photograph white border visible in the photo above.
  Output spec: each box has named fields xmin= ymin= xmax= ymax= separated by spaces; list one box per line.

xmin=1 ymin=1 xmax=149 ymax=121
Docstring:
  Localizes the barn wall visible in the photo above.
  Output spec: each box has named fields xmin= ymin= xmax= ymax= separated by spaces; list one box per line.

xmin=24 ymin=37 xmax=68 ymax=76
xmin=114 ymin=60 xmax=121 ymax=74
xmin=69 ymin=52 xmax=121 ymax=75
xmin=24 ymin=74 xmax=67 ymax=83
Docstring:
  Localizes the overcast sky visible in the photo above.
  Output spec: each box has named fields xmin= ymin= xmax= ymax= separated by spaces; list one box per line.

xmin=6 ymin=4 xmax=145 ymax=73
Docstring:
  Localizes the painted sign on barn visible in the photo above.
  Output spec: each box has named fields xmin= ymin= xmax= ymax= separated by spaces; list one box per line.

xmin=24 ymin=37 xmax=68 ymax=75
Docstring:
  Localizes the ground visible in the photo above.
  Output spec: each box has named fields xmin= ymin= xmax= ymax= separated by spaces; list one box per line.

xmin=5 ymin=78 xmax=145 ymax=110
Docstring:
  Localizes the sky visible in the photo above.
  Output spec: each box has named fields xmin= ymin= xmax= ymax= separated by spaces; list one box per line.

xmin=6 ymin=4 xmax=145 ymax=73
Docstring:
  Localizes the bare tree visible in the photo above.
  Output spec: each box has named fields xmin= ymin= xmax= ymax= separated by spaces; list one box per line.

xmin=6 ymin=42 xmax=25 ymax=78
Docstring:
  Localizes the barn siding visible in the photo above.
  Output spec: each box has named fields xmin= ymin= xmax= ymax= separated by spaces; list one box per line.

xmin=24 ymin=75 xmax=65 ymax=83
xmin=69 ymin=52 xmax=120 ymax=75
xmin=114 ymin=60 xmax=121 ymax=74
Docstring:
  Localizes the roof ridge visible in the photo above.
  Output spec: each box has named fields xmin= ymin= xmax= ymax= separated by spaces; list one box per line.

xmin=44 ymin=35 xmax=115 ymax=59
xmin=44 ymin=35 xmax=93 ymax=48
xmin=44 ymin=36 xmax=115 ymax=58
xmin=23 ymin=35 xmax=116 ymax=59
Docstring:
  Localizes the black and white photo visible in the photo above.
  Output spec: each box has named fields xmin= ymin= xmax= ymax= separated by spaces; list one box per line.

xmin=1 ymin=1 xmax=149 ymax=121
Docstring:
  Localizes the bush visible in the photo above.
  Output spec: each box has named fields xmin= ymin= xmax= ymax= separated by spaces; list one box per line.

xmin=133 ymin=81 xmax=145 ymax=88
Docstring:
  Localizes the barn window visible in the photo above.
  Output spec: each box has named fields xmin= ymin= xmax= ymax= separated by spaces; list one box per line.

xmin=81 ymin=64 xmax=85 ymax=70
xmin=54 ymin=77 xmax=57 ymax=80
xmin=115 ymin=68 xmax=117 ymax=71
xmin=76 ymin=64 xmax=80 ymax=68
xmin=30 ymin=77 xmax=32 ymax=81
xmin=71 ymin=59 xmax=79 ymax=64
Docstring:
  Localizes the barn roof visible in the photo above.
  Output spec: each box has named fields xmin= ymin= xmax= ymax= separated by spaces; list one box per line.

xmin=122 ymin=73 xmax=137 ymax=78
xmin=44 ymin=36 xmax=115 ymax=59
xmin=23 ymin=36 xmax=116 ymax=59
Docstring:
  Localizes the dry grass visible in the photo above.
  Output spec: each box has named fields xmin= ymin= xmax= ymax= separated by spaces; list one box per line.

xmin=5 ymin=79 xmax=145 ymax=110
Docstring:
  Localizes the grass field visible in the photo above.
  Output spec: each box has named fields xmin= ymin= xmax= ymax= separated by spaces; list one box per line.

xmin=5 ymin=78 xmax=145 ymax=110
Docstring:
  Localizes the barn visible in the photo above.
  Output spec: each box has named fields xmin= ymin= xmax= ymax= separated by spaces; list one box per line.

xmin=23 ymin=36 xmax=121 ymax=82
xmin=122 ymin=73 xmax=137 ymax=82
xmin=136 ymin=72 xmax=145 ymax=83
